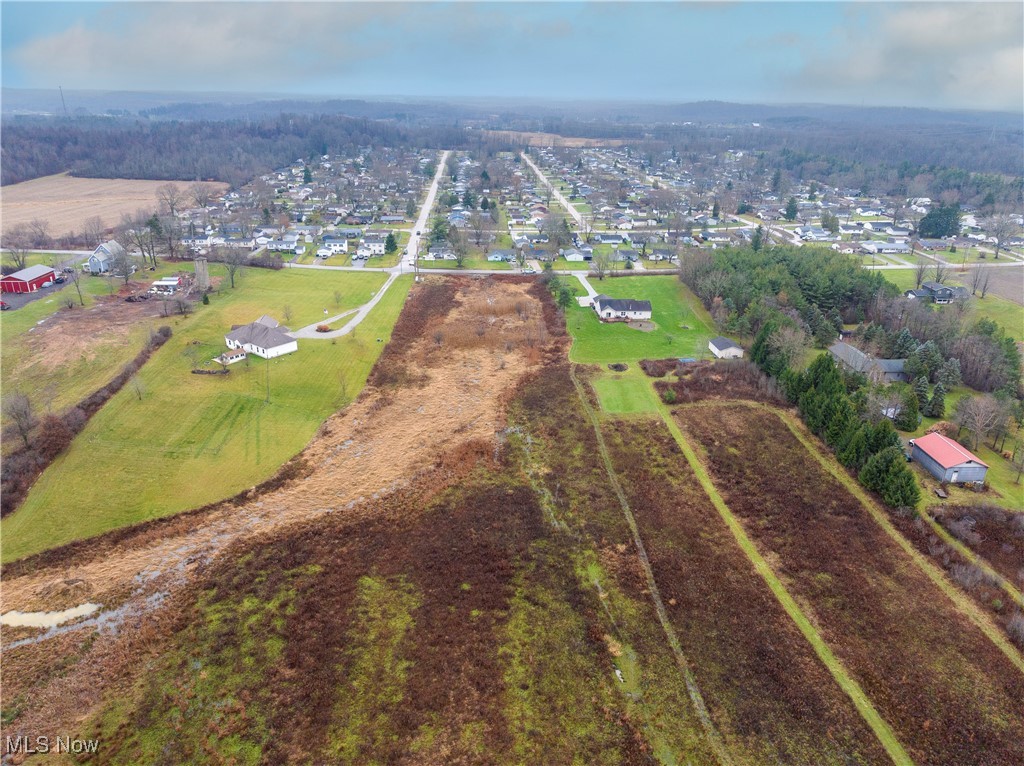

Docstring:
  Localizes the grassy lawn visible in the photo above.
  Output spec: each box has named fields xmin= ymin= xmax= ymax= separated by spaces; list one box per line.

xmin=589 ymin=367 xmax=659 ymax=414
xmin=565 ymin=275 xmax=715 ymax=363
xmin=551 ymin=258 xmax=591 ymax=271
xmin=876 ymin=268 xmax=1021 ymax=335
xmin=1 ymin=250 xmax=75 ymax=271
xmin=1 ymin=262 xmax=202 ymax=412
xmin=2 ymin=269 xmax=409 ymax=563
xmin=419 ymin=258 xmax=511 ymax=270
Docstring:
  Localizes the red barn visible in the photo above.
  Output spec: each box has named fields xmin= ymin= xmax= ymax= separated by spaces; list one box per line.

xmin=1 ymin=264 xmax=57 ymax=294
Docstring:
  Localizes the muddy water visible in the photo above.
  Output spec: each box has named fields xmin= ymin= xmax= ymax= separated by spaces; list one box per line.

xmin=1 ymin=602 xmax=100 ymax=628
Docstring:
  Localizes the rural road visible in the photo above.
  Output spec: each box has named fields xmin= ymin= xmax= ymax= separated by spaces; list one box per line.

xmin=521 ymin=151 xmax=584 ymax=228
xmin=288 ymin=150 xmax=451 ymax=339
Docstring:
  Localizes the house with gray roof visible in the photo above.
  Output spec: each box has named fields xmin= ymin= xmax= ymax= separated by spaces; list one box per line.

xmin=593 ymin=294 xmax=652 ymax=321
xmin=223 ymin=315 xmax=297 ymax=361
xmin=86 ymin=240 xmax=126 ymax=274
xmin=829 ymin=341 xmax=907 ymax=384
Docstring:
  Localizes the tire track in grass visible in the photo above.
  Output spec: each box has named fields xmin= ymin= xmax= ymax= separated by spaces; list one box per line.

xmin=568 ymin=364 xmax=734 ymax=766
xmin=765 ymin=403 xmax=1024 ymax=676
xmin=649 ymin=394 xmax=914 ymax=766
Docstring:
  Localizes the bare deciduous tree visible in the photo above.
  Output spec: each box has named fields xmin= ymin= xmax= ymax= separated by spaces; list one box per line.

xmin=592 ymin=250 xmax=613 ymax=280
xmin=66 ymin=265 xmax=85 ymax=306
xmin=190 ymin=182 xmax=217 ymax=210
xmin=214 ymin=247 xmax=248 ymax=288
xmin=931 ymin=258 xmax=949 ymax=284
xmin=3 ymin=392 xmax=36 ymax=449
xmin=768 ymin=326 xmax=809 ymax=369
xmin=954 ymin=394 xmax=1011 ymax=450
xmin=2 ymin=224 xmax=33 ymax=271
xmin=982 ymin=212 xmax=1020 ymax=260
xmin=82 ymin=215 xmax=106 ymax=247
xmin=914 ymin=257 xmax=928 ymax=289
xmin=28 ymin=218 xmax=52 ymax=249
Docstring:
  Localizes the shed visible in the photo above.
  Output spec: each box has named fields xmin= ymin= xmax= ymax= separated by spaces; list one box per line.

xmin=709 ymin=337 xmax=744 ymax=359
xmin=909 ymin=432 xmax=988 ymax=484
xmin=1 ymin=264 xmax=57 ymax=294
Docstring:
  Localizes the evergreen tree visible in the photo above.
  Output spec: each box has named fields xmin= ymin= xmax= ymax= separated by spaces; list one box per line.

xmin=385 ymin=233 xmax=398 ymax=254
xmin=918 ymin=204 xmax=961 ymax=238
xmin=825 ymin=397 xmax=858 ymax=450
xmin=913 ymin=376 xmax=931 ymax=410
xmin=926 ymin=383 xmax=947 ymax=418
xmin=751 ymin=225 xmax=765 ymax=252
xmin=859 ymin=446 xmax=903 ymax=492
xmin=880 ymin=462 xmax=921 ymax=509
xmin=303 ymin=166 xmax=312 ymax=184
xmin=894 ymin=388 xmax=920 ymax=431
xmin=784 ymin=197 xmax=799 ymax=222
xmin=891 ymin=328 xmax=917 ymax=358
xmin=867 ymin=418 xmax=900 ymax=454
xmin=839 ymin=425 xmax=871 ymax=470
xmin=937 ymin=358 xmax=961 ymax=388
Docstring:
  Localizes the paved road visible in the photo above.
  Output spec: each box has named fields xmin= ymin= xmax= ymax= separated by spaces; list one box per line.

xmin=521 ymin=152 xmax=583 ymax=228
xmin=288 ymin=150 xmax=451 ymax=339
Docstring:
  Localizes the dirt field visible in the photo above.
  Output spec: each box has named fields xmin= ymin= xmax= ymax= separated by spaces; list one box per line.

xmin=1 ymin=174 xmax=228 ymax=238
xmin=482 ymin=129 xmax=626 ymax=148
xmin=682 ymin=403 xmax=1024 ymax=765
xmin=966 ymin=265 xmax=1024 ymax=305
xmin=0 ymin=276 xmax=568 ymax=753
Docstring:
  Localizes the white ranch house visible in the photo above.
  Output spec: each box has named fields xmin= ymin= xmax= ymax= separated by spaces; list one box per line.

xmin=222 ymin=315 xmax=298 ymax=361
xmin=592 ymin=294 xmax=653 ymax=322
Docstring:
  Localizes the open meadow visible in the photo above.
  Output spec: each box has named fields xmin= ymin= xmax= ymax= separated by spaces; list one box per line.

xmin=0 ymin=174 xmax=228 ymax=238
xmin=1 ymin=268 xmax=398 ymax=562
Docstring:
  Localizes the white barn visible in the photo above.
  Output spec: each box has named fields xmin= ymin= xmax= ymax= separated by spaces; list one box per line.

xmin=709 ymin=337 xmax=744 ymax=359
xmin=224 ymin=315 xmax=298 ymax=360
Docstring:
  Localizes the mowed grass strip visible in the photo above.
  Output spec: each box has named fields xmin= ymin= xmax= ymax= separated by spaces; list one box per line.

xmin=652 ymin=399 xmax=913 ymax=766
xmin=2 ymin=270 xmax=407 ymax=562
xmin=600 ymin=418 xmax=892 ymax=765
xmin=589 ymin=367 xmax=660 ymax=414
xmin=681 ymin=403 xmax=1024 ymax=764
xmin=769 ymin=406 xmax=1024 ymax=669
xmin=565 ymin=275 xmax=715 ymax=363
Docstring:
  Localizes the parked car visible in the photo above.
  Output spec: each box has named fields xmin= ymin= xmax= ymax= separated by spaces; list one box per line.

xmin=0 ymin=300 xmax=9 ymax=311
xmin=54 ymin=276 xmax=66 ymax=284
xmin=41 ymin=280 xmax=54 ymax=288
xmin=62 ymin=266 xmax=75 ymax=273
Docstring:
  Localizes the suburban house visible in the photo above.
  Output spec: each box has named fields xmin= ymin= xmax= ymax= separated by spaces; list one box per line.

xmin=321 ymin=236 xmax=349 ymax=254
xmin=86 ymin=240 xmax=126 ymax=274
xmin=593 ymin=294 xmax=653 ymax=322
xmin=860 ymin=240 xmax=911 ymax=255
xmin=708 ymin=337 xmax=744 ymax=359
xmin=0 ymin=264 xmax=57 ymax=294
xmin=904 ymin=281 xmax=969 ymax=304
xmin=909 ymin=432 xmax=989 ymax=484
xmin=223 ymin=315 xmax=298 ymax=361
xmin=829 ymin=341 xmax=908 ymax=383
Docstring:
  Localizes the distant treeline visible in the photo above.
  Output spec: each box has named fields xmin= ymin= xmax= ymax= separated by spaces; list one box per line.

xmin=0 ymin=115 xmax=505 ymax=187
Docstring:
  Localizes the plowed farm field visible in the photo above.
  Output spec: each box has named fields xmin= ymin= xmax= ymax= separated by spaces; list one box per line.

xmin=1 ymin=174 xmax=228 ymax=237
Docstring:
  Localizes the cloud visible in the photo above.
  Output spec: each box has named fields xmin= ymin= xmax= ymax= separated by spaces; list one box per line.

xmin=787 ymin=3 xmax=1023 ymax=111
xmin=9 ymin=3 xmax=417 ymax=91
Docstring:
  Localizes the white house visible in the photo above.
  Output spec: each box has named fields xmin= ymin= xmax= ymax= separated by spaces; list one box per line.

xmin=359 ymin=239 xmax=385 ymax=256
xmin=709 ymin=336 xmax=744 ymax=359
xmin=592 ymin=294 xmax=653 ymax=322
xmin=224 ymin=315 xmax=298 ymax=360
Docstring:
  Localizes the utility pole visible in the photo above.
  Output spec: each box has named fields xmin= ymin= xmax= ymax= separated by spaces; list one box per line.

xmin=58 ymin=86 xmax=68 ymax=116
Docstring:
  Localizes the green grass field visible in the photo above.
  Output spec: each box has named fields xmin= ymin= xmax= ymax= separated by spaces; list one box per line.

xmin=565 ymin=275 xmax=715 ymax=364
xmin=1 ymin=261 xmax=202 ymax=412
xmin=876 ymin=268 xmax=1021 ymax=336
xmin=2 ymin=269 xmax=410 ymax=563
xmin=589 ymin=368 xmax=660 ymax=414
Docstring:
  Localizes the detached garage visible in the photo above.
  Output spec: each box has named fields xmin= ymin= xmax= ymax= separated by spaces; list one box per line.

xmin=909 ymin=432 xmax=989 ymax=484
xmin=709 ymin=336 xmax=744 ymax=359
xmin=1 ymin=265 xmax=57 ymax=294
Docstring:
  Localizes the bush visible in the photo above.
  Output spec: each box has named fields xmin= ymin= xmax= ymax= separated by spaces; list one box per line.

xmin=661 ymin=388 xmax=677 ymax=404
xmin=1008 ymin=612 xmax=1024 ymax=649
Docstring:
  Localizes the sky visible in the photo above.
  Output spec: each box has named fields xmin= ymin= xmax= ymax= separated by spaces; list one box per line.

xmin=1 ymin=1 xmax=1021 ymax=112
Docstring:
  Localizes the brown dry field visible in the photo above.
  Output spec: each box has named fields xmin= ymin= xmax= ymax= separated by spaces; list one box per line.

xmin=1 ymin=275 xmax=559 ymax=739
xmin=1 ymin=174 xmax=228 ymax=238
xmin=682 ymin=402 xmax=1024 ymax=765
xmin=961 ymin=265 xmax=1024 ymax=305
xmin=482 ymin=129 xmax=625 ymax=148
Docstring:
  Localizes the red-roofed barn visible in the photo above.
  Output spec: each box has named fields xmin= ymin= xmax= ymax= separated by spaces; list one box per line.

xmin=0 ymin=265 xmax=56 ymax=294
xmin=909 ymin=432 xmax=989 ymax=484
